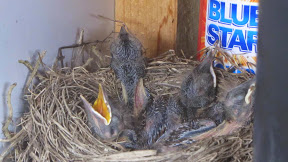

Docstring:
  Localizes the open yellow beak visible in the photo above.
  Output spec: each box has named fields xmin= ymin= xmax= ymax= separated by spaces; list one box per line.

xmin=92 ymin=84 xmax=112 ymax=125
xmin=80 ymin=84 xmax=112 ymax=125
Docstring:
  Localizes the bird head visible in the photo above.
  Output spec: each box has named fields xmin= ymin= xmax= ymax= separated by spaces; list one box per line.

xmin=224 ymin=78 xmax=256 ymax=123
xmin=198 ymin=50 xmax=216 ymax=73
xmin=119 ymin=26 xmax=129 ymax=42
xmin=180 ymin=49 xmax=217 ymax=109
xmin=80 ymin=84 xmax=124 ymax=140
xmin=178 ymin=78 xmax=257 ymax=142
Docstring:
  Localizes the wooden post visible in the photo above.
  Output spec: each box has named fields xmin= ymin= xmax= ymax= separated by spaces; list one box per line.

xmin=254 ymin=0 xmax=288 ymax=161
xmin=176 ymin=0 xmax=200 ymax=58
xmin=115 ymin=0 xmax=177 ymax=58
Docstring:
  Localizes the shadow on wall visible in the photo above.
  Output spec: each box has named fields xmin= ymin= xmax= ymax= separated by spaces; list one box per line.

xmin=0 ymin=0 xmax=115 ymax=153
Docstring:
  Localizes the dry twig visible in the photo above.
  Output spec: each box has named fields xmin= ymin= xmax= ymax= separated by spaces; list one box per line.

xmin=2 ymin=83 xmax=17 ymax=140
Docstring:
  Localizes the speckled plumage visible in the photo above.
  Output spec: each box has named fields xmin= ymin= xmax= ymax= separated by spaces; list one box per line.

xmin=166 ymin=97 xmax=187 ymax=129
xmin=139 ymin=95 xmax=188 ymax=148
xmin=152 ymin=119 xmax=216 ymax=152
xmin=180 ymin=50 xmax=216 ymax=110
xmin=110 ymin=27 xmax=143 ymax=61
xmin=223 ymin=78 xmax=256 ymax=123
xmin=142 ymin=76 xmax=255 ymax=151
xmin=183 ymin=78 xmax=257 ymax=142
xmin=142 ymin=96 xmax=168 ymax=147
xmin=110 ymin=26 xmax=146 ymax=106
xmin=205 ymin=102 xmax=225 ymax=125
xmin=111 ymin=61 xmax=146 ymax=103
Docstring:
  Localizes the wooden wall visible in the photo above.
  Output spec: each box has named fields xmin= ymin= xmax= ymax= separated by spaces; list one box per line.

xmin=115 ymin=0 xmax=177 ymax=58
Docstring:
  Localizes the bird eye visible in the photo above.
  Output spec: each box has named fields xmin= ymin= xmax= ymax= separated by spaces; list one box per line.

xmin=110 ymin=128 xmax=115 ymax=135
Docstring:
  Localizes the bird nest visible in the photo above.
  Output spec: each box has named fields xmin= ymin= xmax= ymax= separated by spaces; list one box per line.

xmin=1 ymin=40 xmax=253 ymax=161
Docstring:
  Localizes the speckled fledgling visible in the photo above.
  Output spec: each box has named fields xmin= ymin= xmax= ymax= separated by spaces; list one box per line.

xmin=189 ymin=78 xmax=256 ymax=141
xmin=80 ymin=84 xmax=143 ymax=149
xmin=136 ymin=73 xmax=218 ymax=149
xmin=134 ymin=80 xmax=187 ymax=148
xmin=110 ymin=26 xmax=146 ymax=111
xmin=180 ymin=50 xmax=217 ymax=118
xmin=139 ymin=92 xmax=209 ymax=149
xmin=80 ymin=84 xmax=126 ymax=140
xmin=223 ymin=77 xmax=256 ymax=123
xmin=152 ymin=78 xmax=256 ymax=151
xmin=201 ymin=77 xmax=256 ymax=126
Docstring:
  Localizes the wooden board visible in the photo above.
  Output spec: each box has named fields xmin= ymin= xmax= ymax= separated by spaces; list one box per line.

xmin=115 ymin=0 xmax=177 ymax=58
xmin=176 ymin=0 xmax=200 ymax=58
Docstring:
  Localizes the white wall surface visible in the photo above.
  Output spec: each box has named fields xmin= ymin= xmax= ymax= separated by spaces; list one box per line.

xmin=0 ymin=0 xmax=114 ymax=152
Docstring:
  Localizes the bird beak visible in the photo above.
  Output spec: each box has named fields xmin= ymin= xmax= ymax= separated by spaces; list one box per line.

xmin=207 ymin=50 xmax=217 ymax=88
xmin=134 ymin=78 xmax=148 ymax=118
xmin=119 ymin=26 xmax=129 ymax=41
xmin=245 ymin=83 xmax=256 ymax=104
xmin=80 ymin=84 xmax=112 ymax=125
xmin=200 ymin=50 xmax=217 ymax=88
xmin=120 ymin=26 xmax=128 ymax=34
xmin=121 ymin=82 xmax=128 ymax=104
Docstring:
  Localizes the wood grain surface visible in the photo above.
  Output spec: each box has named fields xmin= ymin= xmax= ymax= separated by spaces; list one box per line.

xmin=115 ymin=0 xmax=177 ymax=58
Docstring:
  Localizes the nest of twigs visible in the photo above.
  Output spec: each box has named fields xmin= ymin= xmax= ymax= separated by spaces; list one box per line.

xmin=1 ymin=38 xmax=254 ymax=161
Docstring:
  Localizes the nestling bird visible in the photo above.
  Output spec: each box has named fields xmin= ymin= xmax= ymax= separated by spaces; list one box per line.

xmin=110 ymin=26 xmax=146 ymax=117
xmin=80 ymin=84 xmax=125 ymax=140
xmin=190 ymin=78 xmax=256 ymax=140
xmin=135 ymin=79 xmax=216 ymax=149
xmin=129 ymin=79 xmax=184 ymax=148
xmin=79 ymin=26 xmax=147 ymax=148
xmin=80 ymin=81 xmax=151 ymax=149
xmin=128 ymin=50 xmax=219 ymax=148
xmin=180 ymin=49 xmax=217 ymax=119
xmin=151 ymin=77 xmax=256 ymax=151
